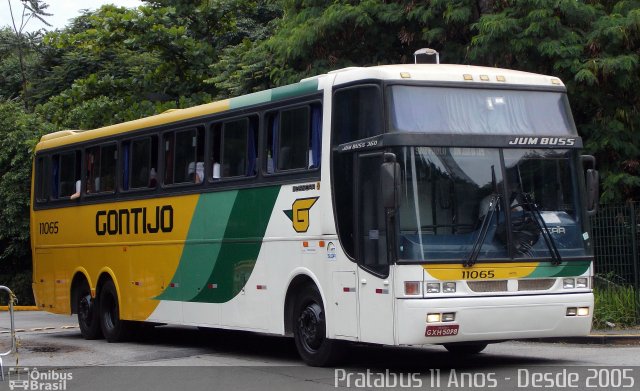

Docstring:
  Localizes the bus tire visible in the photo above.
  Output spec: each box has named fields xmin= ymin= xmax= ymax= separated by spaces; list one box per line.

xmin=76 ymin=284 xmax=102 ymax=340
xmin=443 ymin=343 xmax=488 ymax=355
xmin=99 ymin=280 xmax=133 ymax=342
xmin=293 ymin=286 xmax=343 ymax=366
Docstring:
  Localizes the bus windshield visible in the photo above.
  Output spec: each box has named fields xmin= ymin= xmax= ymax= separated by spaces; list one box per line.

xmin=387 ymin=86 xmax=576 ymax=135
xmin=396 ymin=147 xmax=589 ymax=262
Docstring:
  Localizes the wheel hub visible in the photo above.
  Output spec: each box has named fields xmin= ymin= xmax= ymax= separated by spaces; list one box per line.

xmin=79 ymin=295 xmax=93 ymax=323
xmin=298 ymin=303 xmax=324 ymax=351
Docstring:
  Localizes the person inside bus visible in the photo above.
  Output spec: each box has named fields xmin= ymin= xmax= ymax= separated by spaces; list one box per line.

xmin=187 ymin=162 xmax=204 ymax=184
xmin=70 ymin=180 xmax=81 ymax=199
xmin=149 ymin=168 xmax=157 ymax=188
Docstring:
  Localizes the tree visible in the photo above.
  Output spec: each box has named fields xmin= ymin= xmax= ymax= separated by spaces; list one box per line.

xmin=0 ymin=100 xmax=53 ymax=304
xmin=5 ymin=0 xmax=51 ymax=105
xmin=470 ymin=0 xmax=640 ymax=201
xmin=31 ymin=1 xmax=276 ymax=129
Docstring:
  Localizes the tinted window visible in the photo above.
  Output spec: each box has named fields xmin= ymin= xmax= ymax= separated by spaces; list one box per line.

xmin=126 ymin=136 xmax=158 ymax=189
xmin=265 ymin=104 xmax=321 ymax=174
xmin=279 ymin=107 xmax=309 ymax=170
xmin=55 ymin=151 xmax=81 ymax=198
xmin=333 ymin=85 xmax=383 ymax=145
xmin=86 ymin=144 xmax=117 ymax=194
xmin=164 ymin=127 xmax=204 ymax=185
xmin=210 ymin=116 xmax=257 ymax=179
xmin=35 ymin=157 xmax=48 ymax=202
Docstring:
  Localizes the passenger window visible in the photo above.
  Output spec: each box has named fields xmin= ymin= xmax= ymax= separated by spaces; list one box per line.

xmin=35 ymin=156 xmax=49 ymax=203
xmin=265 ymin=103 xmax=321 ymax=174
xmin=163 ymin=127 xmax=204 ymax=185
xmin=85 ymin=144 xmax=117 ymax=194
xmin=210 ymin=116 xmax=257 ymax=180
xmin=53 ymin=150 xmax=81 ymax=199
xmin=124 ymin=136 xmax=158 ymax=190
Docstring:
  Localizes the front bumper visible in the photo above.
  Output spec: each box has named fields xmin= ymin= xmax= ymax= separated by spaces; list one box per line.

xmin=396 ymin=293 xmax=593 ymax=345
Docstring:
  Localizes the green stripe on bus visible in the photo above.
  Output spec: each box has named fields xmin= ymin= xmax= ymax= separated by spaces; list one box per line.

xmin=155 ymin=191 xmax=239 ymax=302
xmin=229 ymin=90 xmax=272 ymax=109
xmin=271 ymin=80 xmax=319 ymax=101
xmin=228 ymin=80 xmax=319 ymax=110
xmin=190 ymin=185 xmax=281 ymax=303
xmin=156 ymin=191 xmax=239 ymax=301
xmin=156 ymin=185 xmax=281 ymax=303
xmin=526 ymin=260 xmax=591 ymax=278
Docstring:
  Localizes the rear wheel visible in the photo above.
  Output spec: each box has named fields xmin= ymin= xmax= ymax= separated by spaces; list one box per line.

xmin=443 ymin=343 xmax=488 ymax=355
xmin=76 ymin=283 xmax=102 ymax=340
xmin=293 ymin=286 xmax=343 ymax=366
xmin=99 ymin=280 xmax=134 ymax=342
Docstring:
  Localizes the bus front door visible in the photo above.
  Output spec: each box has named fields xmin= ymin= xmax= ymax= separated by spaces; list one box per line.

xmin=356 ymin=152 xmax=395 ymax=345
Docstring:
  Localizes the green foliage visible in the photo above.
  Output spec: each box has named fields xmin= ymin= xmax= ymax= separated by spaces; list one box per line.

xmin=0 ymin=270 xmax=34 ymax=305
xmin=0 ymin=100 xmax=53 ymax=304
xmin=593 ymin=283 xmax=639 ymax=329
xmin=470 ymin=0 xmax=640 ymax=201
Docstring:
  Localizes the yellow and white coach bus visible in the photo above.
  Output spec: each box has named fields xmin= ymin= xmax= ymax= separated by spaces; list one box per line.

xmin=31 ymin=62 xmax=600 ymax=366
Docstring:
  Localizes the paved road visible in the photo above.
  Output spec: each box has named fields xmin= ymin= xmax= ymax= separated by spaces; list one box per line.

xmin=1 ymin=311 xmax=639 ymax=391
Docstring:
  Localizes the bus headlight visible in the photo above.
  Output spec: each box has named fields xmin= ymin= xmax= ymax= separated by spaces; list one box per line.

xmin=563 ymin=278 xmax=575 ymax=289
xmin=442 ymin=312 xmax=456 ymax=322
xmin=576 ymin=277 xmax=588 ymax=288
xmin=426 ymin=283 xmax=441 ymax=294
xmin=443 ymin=282 xmax=456 ymax=293
xmin=566 ymin=307 xmax=590 ymax=316
xmin=427 ymin=313 xmax=441 ymax=323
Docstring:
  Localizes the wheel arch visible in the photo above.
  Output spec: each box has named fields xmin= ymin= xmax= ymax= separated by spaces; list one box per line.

xmin=96 ymin=267 xmax=121 ymax=306
xmin=283 ymin=268 xmax=327 ymax=337
xmin=69 ymin=268 xmax=92 ymax=314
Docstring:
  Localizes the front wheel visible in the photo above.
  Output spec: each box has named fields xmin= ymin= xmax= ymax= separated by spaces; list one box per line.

xmin=99 ymin=280 xmax=134 ymax=342
xmin=293 ymin=286 xmax=343 ymax=366
xmin=443 ymin=343 xmax=488 ymax=355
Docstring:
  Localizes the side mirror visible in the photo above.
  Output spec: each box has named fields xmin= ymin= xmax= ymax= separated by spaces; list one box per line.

xmin=581 ymin=155 xmax=599 ymax=216
xmin=585 ymin=169 xmax=599 ymax=216
xmin=380 ymin=153 xmax=400 ymax=209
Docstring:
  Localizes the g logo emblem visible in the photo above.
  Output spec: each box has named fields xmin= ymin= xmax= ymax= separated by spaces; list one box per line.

xmin=284 ymin=197 xmax=319 ymax=233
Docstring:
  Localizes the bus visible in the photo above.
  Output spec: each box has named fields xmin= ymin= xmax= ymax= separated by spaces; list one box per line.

xmin=31 ymin=62 xmax=599 ymax=366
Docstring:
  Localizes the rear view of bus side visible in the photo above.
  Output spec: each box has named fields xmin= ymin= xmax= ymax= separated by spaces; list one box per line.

xmin=31 ymin=64 xmax=599 ymax=366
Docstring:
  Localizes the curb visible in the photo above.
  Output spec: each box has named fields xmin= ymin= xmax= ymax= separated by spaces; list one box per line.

xmin=526 ymin=335 xmax=640 ymax=345
xmin=0 ymin=306 xmax=40 ymax=311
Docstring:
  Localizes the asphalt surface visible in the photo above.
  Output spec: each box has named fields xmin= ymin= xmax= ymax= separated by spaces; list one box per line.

xmin=1 ymin=311 xmax=640 ymax=391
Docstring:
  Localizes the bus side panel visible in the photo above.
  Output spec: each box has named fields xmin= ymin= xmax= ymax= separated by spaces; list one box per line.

xmin=31 ymin=195 xmax=199 ymax=319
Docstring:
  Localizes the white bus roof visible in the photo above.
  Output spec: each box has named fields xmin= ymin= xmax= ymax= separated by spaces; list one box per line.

xmin=320 ymin=64 xmax=564 ymax=88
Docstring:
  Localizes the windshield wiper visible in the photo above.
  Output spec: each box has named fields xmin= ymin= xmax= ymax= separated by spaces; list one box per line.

xmin=519 ymin=193 xmax=563 ymax=265
xmin=465 ymin=193 xmax=500 ymax=267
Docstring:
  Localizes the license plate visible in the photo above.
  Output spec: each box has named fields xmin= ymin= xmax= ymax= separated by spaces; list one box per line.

xmin=425 ymin=324 xmax=459 ymax=337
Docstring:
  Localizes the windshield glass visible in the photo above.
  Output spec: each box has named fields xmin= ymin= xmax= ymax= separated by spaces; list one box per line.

xmin=396 ymin=147 xmax=588 ymax=262
xmin=388 ymin=86 xmax=576 ymax=135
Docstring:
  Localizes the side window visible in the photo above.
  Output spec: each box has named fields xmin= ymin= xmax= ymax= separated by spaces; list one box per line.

xmin=331 ymin=86 xmax=382 ymax=260
xmin=163 ymin=127 xmax=204 ymax=185
xmin=358 ymin=153 xmax=388 ymax=275
xmin=265 ymin=103 xmax=322 ymax=174
xmin=53 ymin=150 xmax=81 ymax=199
xmin=279 ymin=107 xmax=309 ymax=171
xmin=210 ymin=116 xmax=258 ymax=180
xmin=333 ymin=85 xmax=383 ymax=144
xmin=35 ymin=156 xmax=49 ymax=203
xmin=85 ymin=144 xmax=117 ymax=194
xmin=123 ymin=136 xmax=158 ymax=190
